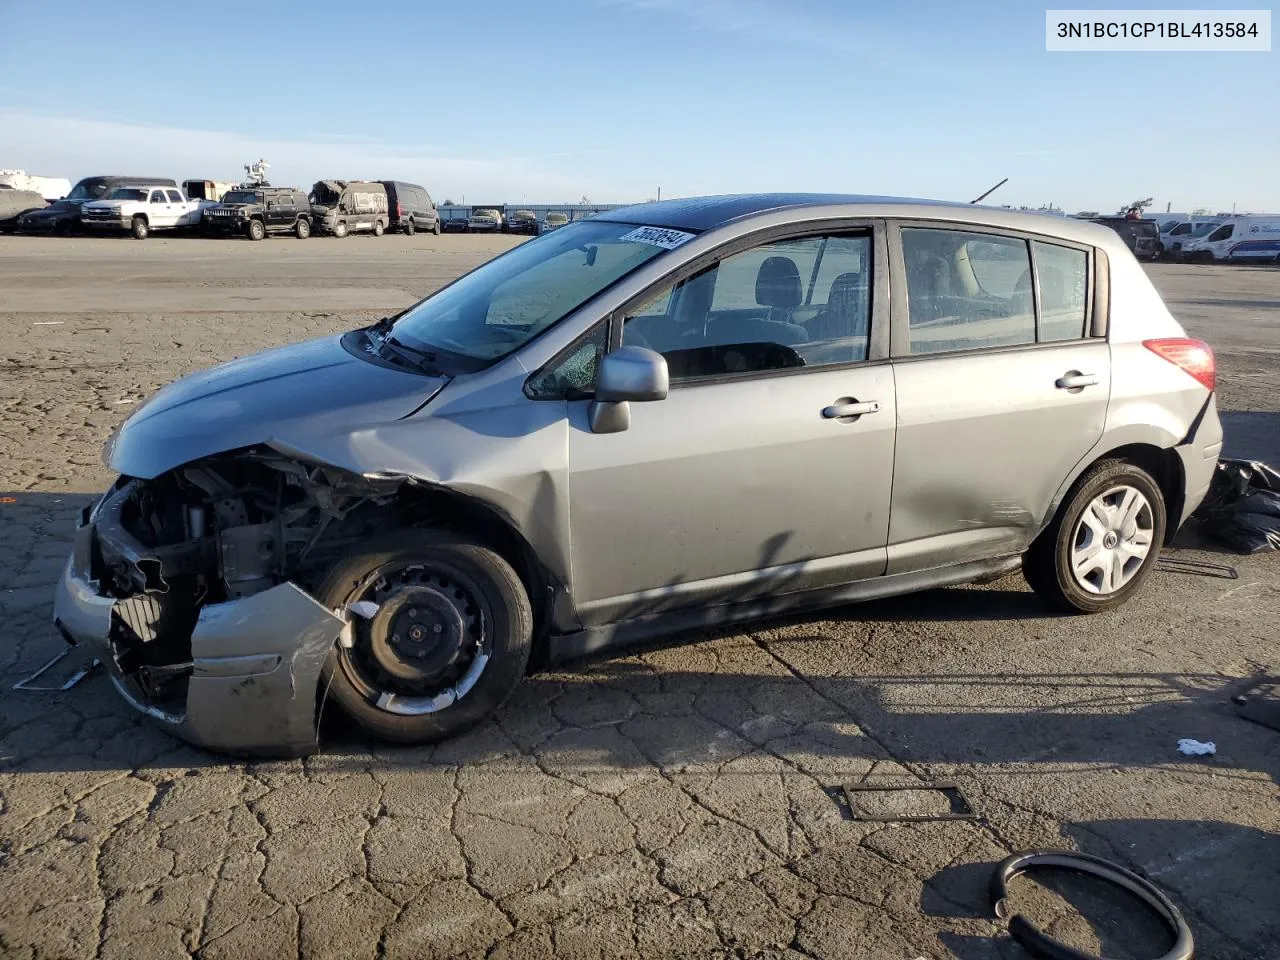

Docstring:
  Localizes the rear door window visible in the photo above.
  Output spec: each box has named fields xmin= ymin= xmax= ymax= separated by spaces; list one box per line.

xmin=902 ymin=228 xmax=1035 ymax=354
xmin=166 ymin=189 xmax=183 ymax=203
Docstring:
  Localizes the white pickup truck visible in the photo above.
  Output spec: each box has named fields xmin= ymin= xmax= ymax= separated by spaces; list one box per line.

xmin=81 ymin=185 xmax=214 ymax=239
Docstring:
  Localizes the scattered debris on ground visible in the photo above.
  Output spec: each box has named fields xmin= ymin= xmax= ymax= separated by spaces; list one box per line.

xmin=1193 ymin=458 xmax=1280 ymax=552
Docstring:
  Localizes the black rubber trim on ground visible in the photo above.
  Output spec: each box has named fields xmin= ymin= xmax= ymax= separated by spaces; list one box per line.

xmin=1155 ymin=554 xmax=1238 ymax=579
xmin=990 ymin=850 xmax=1194 ymax=960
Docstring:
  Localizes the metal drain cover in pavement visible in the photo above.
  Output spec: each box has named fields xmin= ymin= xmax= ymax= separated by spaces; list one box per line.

xmin=841 ymin=780 xmax=977 ymax=822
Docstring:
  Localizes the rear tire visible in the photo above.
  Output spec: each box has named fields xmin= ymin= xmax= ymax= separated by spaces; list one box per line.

xmin=294 ymin=218 xmax=311 ymax=239
xmin=403 ymin=218 xmax=415 ymax=236
xmin=246 ymin=218 xmax=266 ymax=241
xmin=433 ymin=220 xmax=441 ymax=236
xmin=131 ymin=216 xmax=149 ymax=240
xmin=373 ymin=220 xmax=385 ymax=237
xmin=316 ymin=530 xmax=533 ymax=744
xmin=1024 ymin=459 xmax=1166 ymax=613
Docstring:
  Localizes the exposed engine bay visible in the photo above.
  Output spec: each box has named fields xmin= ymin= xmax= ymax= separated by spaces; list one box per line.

xmin=90 ymin=449 xmax=411 ymax=706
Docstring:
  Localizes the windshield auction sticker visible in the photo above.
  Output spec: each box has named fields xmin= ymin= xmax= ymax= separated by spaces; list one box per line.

xmin=619 ymin=226 xmax=696 ymax=249
xmin=1046 ymin=9 xmax=1271 ymax=51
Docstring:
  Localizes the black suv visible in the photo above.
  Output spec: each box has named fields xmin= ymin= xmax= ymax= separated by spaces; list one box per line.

xmin=379 ymin=181 xmax=440 ymax=235
xmin=505 ymin=209 xmax=539 ymax=235
xmin=1088 ymin=216 xmax=1162 ymax=262
xmin=203 ymin=186 xmax=311 ymax=240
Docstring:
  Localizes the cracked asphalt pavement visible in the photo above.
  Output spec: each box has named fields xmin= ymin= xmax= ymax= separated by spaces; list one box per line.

xmin=1 ymin=235 xmax=1278 ymax=959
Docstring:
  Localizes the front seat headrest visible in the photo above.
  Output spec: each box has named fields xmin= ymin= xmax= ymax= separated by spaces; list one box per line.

xmin=755 ymin=256 xmax=802 ymax=310
xmin=828 ymin=271 xmax=862 ymax=309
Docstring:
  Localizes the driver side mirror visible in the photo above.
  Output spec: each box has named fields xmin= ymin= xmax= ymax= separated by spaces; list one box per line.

xmin=589 ymin=346 xmax=669 ymax=434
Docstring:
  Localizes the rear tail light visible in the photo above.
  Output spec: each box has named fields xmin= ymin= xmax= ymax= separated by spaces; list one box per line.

xmin=396 ymin=203 xmax=403 ymax=216
xmin=1143 ymin=338 xmax=1215 ymax=391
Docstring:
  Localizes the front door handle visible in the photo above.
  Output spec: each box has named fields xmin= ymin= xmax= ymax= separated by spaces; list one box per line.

xmin=822 ymin=400 xmax=880 ymax=419
xmin=1055 ymin=372 xmax=1099 ymax=390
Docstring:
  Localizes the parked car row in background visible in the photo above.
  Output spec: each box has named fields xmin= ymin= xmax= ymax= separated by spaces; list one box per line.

xmin=1079 ymin=212 xmax=1280 ymax=264
xmin=1 ymin=170 xmax=584 ymax=241
xmin=445 ymin=206 xmax=572 ymax=234
xmin=0 ymin=170 xmax=450 ymax=241
xmin=6 ymin=166 xmax=1277 ymax=257
xmin=1155 ymin=214 xmax=1280 ymax=263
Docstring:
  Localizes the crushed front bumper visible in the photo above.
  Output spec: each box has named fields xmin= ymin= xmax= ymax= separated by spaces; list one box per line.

xmin=53 ymin=518 xmax=343 ymax=757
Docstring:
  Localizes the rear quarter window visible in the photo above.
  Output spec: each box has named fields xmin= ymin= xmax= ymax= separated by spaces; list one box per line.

xmin=1033 ymin=241 xmax=1088 ymax=342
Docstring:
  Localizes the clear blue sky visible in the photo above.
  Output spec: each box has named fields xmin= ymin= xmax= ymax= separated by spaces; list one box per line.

xmin=1 ymin=0 xmax=1275 ymax=212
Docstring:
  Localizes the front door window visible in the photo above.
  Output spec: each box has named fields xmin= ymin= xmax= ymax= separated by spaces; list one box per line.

xmin=621 ymin=232 xmax=872 ymax=378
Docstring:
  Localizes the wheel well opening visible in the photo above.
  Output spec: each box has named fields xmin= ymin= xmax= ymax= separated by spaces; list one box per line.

xmin=395 ymin=486 xmax=555 ymax=666
xmin=1099 ymin=443 xmax=1186 ymax=543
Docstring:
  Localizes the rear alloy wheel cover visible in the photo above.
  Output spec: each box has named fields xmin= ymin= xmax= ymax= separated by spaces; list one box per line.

xmin=1070 ymin=484 xmax=1154 ymax=595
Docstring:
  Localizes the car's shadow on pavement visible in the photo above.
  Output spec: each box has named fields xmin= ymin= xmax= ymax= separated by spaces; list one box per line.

xmin=0 ymin=483 xmax=1274 ymax=783
xmin=2 ymin=490 xmax=1277 ymax=787
xmin=4 ymin=489 xmax=1278 ymax=957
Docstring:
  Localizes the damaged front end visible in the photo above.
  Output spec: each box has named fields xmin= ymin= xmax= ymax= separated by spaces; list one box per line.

xmin=54 ymin=450 xmax=411 ymax=756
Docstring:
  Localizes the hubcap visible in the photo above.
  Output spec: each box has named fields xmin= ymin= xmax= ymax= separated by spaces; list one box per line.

xmin=338 ymin=563 xmax=489 ymax=712
xmin=1070 ymin=485 xmax=1154 ymax=595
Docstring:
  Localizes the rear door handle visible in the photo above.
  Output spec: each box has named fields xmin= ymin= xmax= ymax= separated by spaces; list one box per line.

xmin=822 ymin=400 xmax=880 ymax=419
xmin=1055 ymin=372 xmax=1099 ymax=390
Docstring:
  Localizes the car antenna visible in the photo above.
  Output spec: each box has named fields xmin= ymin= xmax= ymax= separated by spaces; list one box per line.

xmin=970 ymin=177 xmax=1009 ymax=205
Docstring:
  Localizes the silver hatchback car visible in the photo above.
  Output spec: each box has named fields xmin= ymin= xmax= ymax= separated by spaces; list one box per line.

xmin=54 ymin=195 xmax=1223 ymax=756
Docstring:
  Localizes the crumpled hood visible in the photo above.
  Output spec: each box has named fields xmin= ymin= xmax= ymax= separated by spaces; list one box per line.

xmin=109 ymin=333 xmax=449 ymax=479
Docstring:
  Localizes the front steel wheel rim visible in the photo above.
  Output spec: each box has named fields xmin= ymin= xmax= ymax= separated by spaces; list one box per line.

xmin=337 ymin=562 xmax=491 ymax=715
xmin=1070 ymin=484 xmax=1154 ymax=595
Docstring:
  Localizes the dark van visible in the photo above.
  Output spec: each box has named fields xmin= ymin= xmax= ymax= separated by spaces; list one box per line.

xmin=1088 ymin=216 xmax=1162 ymax=262
xmin=379 ymin=181 xmax=440 ymax=235
xmin=17 ymin=176 xmax=178 ymax=234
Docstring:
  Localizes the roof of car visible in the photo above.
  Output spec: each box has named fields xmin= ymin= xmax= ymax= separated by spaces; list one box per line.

xmin=594 ymin=193 xmax=1120 ymax=246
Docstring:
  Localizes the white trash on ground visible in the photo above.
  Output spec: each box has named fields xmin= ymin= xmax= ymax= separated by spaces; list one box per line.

xmin=1177 ymin=738 xmax=1217 ymax=756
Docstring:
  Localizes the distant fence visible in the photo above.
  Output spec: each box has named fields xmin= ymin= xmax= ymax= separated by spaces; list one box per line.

xmin=437 ymin=203 xmax=630 ymax=222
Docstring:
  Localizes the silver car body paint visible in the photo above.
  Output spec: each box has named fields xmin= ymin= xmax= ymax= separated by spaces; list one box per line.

xmin=56 ymin=195 xmax=1222 ymax=754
